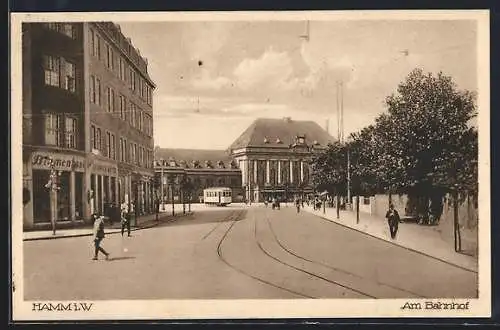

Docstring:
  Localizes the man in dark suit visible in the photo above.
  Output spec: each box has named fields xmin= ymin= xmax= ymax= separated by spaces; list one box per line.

xmin=385 ymin=203 xmax=400 ymax=239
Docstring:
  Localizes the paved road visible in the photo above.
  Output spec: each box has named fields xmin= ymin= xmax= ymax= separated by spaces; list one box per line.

xmin=23 ymin=206 xmax=477 ymax=300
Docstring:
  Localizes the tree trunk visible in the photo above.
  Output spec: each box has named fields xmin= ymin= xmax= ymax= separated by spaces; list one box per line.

xmin=454 ymin=190 xmax=461 ymax=252
xmin=356 ymin=195 xmax=360 ymax=224
xmin=171 ymin=187 xmax=175 ymax=217
xmin=182 ymin=190 xmax=186 ymax=215
xmin=336 ymin=193 xmax=340 ymax=219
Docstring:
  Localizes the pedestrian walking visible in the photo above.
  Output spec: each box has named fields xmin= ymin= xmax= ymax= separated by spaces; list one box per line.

xmin=92 ymin=214 xmax=110 ymax=261
xmin=385 ymin=203 xmax=400 ymax=239
xmin=121 ymin=202 xmax=131 ymax=237
xmin=295 ymin=198 xmax=301 ymax=213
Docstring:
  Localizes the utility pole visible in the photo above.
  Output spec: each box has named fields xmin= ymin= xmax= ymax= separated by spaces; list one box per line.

xmin=160 ymin=159 xmax=164 ymax=211
xmin=171 ymin=175 xmax=175 ymax=217
xmin=347 ymin=145 xmax=351 ymax=209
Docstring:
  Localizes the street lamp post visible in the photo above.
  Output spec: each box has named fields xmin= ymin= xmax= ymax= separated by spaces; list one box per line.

xmin=160 ymin=159 xmax=164 ymax=211
xmin=168 ymin=174 xmax=175 ymax=217
xmin=44 ymin=157 xmax=60 ymax=235
xmin=347 ymin=145 xmax=351 ymax=210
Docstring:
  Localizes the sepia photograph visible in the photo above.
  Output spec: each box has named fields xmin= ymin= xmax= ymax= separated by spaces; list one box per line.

xmin=11 ymin=10 xmax=490 ymax=320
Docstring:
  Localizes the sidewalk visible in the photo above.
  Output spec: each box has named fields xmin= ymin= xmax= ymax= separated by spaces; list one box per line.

xmin=303 ymin=206 xmax=478 ymax=273
xmin=23 ymin=212 xmax=194 ymax=241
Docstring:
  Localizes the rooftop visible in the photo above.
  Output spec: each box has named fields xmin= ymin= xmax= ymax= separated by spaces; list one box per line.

xmin=228 ymin=117 xmax=335 ymax=150
xmin=154 ymin=148 xmax=237 ymax=169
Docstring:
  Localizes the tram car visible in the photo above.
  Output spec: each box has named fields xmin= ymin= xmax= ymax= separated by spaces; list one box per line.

xmin=203 ymin=187 xmax=232 ymax=206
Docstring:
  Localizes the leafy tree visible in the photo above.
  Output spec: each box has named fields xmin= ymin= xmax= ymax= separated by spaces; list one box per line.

xmin=311 ymin=141 xmax=347 ymax=195
xmin=383 ymin=69 xmax=477 ymax=217
xmin=312 ymin=68 xmax=477 ymax=223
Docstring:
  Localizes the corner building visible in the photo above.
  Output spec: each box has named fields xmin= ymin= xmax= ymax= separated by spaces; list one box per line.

xmin=22 ymin=22 xmax=156 ymax=230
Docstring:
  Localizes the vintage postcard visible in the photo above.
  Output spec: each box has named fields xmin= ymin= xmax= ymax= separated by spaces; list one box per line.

xmin=11 ymin=10 xmax=490 ymax=321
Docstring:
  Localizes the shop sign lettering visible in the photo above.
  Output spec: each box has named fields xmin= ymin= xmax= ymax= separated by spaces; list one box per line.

xmin=93 ymin=164 xmax=117 ymax=176
xmin=32 ymin=153 xmax=85 ymax=172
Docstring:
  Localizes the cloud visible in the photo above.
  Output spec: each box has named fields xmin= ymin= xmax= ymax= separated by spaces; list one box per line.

xmin=181 ymin=22 xmax=233 ymax=61
xmin=191 ymin=69 xmax=232 ymax=90
xmin=233 ymin=48 xmax=298 ymax=91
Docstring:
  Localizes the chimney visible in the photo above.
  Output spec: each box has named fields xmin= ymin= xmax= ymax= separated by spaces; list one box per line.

xmin=325 ymin=118 xmax=330 ymax=134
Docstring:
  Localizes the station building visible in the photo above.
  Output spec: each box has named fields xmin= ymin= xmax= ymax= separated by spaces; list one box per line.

xmin=229 ymin=117 xmax=334 ymax=202
xmin=22 ymin=22 xmax=156 ymax=230
xmin=154 ymin=117 xmax=334 ymax=204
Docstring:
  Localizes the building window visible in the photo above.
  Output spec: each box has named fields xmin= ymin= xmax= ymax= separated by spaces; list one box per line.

xmin=120 ymin=138 xmax=127 ymax=162
xmin=146 ymin=85 xmax=153 ymax=106
xmin=129 ymin=102 xmax=136 ymax=127
xmin=129 ymin=68 xmax=136 ymax=91
xmin=129 ymin=144 xmax=134 ymax=164
xmin=119 ymin=95 xmax=126 ymax=120
xmin=45 ymin=113 xmax=61 ymax=146
xmin=140 ymin=78 xmax=146 ymax=99
xmin=90 ymin=75 xmax=101 ymax=105
xmin=133 ymin=144 xmax=138 ymax=164
xmin=90 ymin=76 xmax=95 ymax=103
xmin=92 ymin=127 xmax=101 ymax=151
xmin=96 ymin=78 xmax=102 ymax=105
xmin=105 ymin=131 xmax=111 ymax=158
xmin=43 ymin=55 xmax=60 ymax=87
xmin=106 ymin=87 xmax=115 ymax=113
xmin=119 ymin=138 xmax=123 ymax=161
xmin=119 ymin=57 xmax=126 ymax=81
xmin=111 ymin=134 xmax=116 ymax=160
xmin=96 ymin=128 xmax=102 ymax=151
xmin=95 ymin=34 xmax=101 ymax=59
xmin=138 ymin=109 xmax=143 ymax=131
xmin=90 ymin=125 xmax=95 ymax=150
xmin=91 ymin=29 xmax=101 ymax=59
xmin=64 ymin=117 xmax=77 ymax=149
xmin=64 ymin=60 xmax=76 ymax=92
xmin=61 ymin=24 xmax=76 ymax=39
xmin=106 ymin=43 xmax=114 ymax=70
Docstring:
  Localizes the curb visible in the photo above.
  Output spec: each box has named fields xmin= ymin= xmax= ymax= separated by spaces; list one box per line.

xmin=23 ymin=213 xmax=195 ymax=242
xmin=306 ymin=209 xmax=478 ymax=274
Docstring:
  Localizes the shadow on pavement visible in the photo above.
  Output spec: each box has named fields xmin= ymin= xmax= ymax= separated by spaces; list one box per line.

xmin=107 ymin=256 xmax=136 ymax=262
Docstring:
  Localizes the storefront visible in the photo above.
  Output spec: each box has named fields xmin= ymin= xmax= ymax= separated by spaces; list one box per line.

xmin=24 ymin=150 xmax=86 ymax=228
xmin=88 ymin=158 xmax=118 ymax=216
xmin=117 ymin=166 xmax=154 ymax=216
xmin=131 ymin=171 xmax=155 ymax=216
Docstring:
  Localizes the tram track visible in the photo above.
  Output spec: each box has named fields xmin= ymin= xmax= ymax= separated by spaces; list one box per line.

xmin=254 ymin=214 xmax=376 ymax=299
xmin=201 ymin=209 xmax=240 ymax=241
xmin=216 ymin=209 xmax=314 ymax=298
xmin=262 ymin=213 xmax=428 ymax=298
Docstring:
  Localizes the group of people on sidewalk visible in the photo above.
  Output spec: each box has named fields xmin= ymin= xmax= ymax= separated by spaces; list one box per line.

xmin=91 ymin=202 xmax=133 ymax=261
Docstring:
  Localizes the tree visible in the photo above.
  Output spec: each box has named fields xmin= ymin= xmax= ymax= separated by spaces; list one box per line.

xmin=382 ymin=69 xmax=477 ymax=220
xmin=311 ymin=141 xmax=348 ymax=196
xmin=311 ymin=68 xmax=477 ymax=227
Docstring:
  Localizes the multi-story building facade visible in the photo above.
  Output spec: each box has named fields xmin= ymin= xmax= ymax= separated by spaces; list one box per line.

xmin=22 ymin=22 xmax=155 ymax=230
xmin=154 ymin=148 xmax=243 ymax=206
xmin=229 ymin=117 xmax=334 ymax=203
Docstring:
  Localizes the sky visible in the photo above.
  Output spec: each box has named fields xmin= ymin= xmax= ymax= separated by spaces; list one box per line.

xmin=117 ymin=19 xmax=477 ymax=150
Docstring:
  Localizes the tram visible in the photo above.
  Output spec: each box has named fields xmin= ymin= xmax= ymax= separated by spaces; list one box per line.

xmin=203 ymin=187 xmax=232 ymax=206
